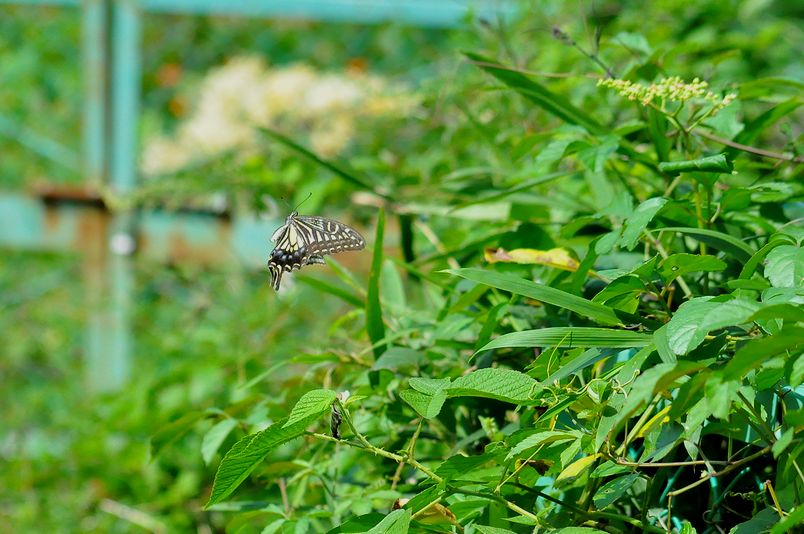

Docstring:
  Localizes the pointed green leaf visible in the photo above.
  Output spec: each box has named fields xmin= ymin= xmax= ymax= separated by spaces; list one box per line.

xmin=206 ymin=411 xmax=329 ymax=507
xmin=283 ymin=389 xmax=336 ymax=428
xmin=449 ymin=268 xmax=624 ymax=326
xmin=593 ymin=473 xmax=640 ymax=509
xmin=447 ymin=368 xmax=538 ymax=404
xmin=765 ymin=245 xmax=803 ymax=288
xmin=480 ymin=327 xmax=652 ymax=352
xmin=660 ymin=254 xmax=727 ymax=282
xmin=366 ymin=208 xmax=387 ymax=357
xmin=367 ymin=509 xmax=410 ymax=534
xmin=202 ymin=419 xmax=238 ymax=465
xmin=655 ymin=227 xmax=754 ymax=262
xmin=620 ymin=197 xmax=668 ymax=250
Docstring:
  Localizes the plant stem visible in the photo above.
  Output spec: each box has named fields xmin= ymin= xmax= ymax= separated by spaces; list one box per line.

xmin=666 ymin=445 xmax=773 ymax=498
xmin=450 ymin=487 xmax=539 ymax=523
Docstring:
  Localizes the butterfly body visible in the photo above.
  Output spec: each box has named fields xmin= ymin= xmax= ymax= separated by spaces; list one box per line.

xmin=268 ymin=211 xmax=365 ymax=290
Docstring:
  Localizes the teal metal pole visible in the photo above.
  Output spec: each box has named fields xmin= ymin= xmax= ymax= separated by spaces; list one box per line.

xmin=87 ymin=0 xmax=141 ymax=391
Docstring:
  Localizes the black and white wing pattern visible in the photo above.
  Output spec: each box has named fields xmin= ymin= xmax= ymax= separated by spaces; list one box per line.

xmin=268 ymin=212 xmax=365 ymax=290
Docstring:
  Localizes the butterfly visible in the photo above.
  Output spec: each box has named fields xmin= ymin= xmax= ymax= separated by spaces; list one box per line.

xmin=268 ymin=212 xmax=365 ymax=290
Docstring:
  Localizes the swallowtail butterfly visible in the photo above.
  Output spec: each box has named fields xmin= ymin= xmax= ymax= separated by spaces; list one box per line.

xmin=268 ymin=212 xmax=365 ymax=290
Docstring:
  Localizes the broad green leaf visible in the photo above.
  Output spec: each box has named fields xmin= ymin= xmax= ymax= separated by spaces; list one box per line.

xmin=656 ymin=227 xmax=754 ymax=262
xmin=592 ymin=275 xmax=646 ymax=313
xmin=366 ymin=208 xmax=386 ymax=358
xmin=449 ymin=268 xmax=624 ymax=326
xmin=505 ymin=430 xmax=579 ymax=460
xmin=284 ymin=389 xmax=336 ymax=428
xmin=480 ymin=327 xmax=653 ymax=352
xmin=206 ymin=412 xmax=328 ymax=506
xmin=448 ymin=368 xmax=538 ymax=404
xmin=591 ymin=461 xmax=632 ymax=478
xmin=765 ymin=245 xmax=803 ymax=288
xmin=665 ymin=298 xmax=719 ymax=355
xmin=367 ymin=509 xmax=410 ymax=534
xmin=659 ymin=254 xmax=727 ymax=281
xmin=770 ymin=503 xmax=804 ymax=534
xmin=739 ymin=235 xmax=796 ymax=279
xmin=409 ymin=377 xmax=451 ymax=395
xmin=399 ymin=388 xmax=446 ymax=419
xmin=150 ymin=411 xmax=206 ymax=459
xmin=658 ymin=153 xmax=733 ymax=174
xmin=202 ymin=418 xmax=238 ymax=465
xmin=556 ymin=454 xmax=599 ymax=483
xmin=619 ymin=197 xmax=668 ymax=250
xmin=593 ymin=473 xmax=640 ymax=509
xmin=730 ymin=508 xmax=780 ymax=534
xmin=722 ymin=326 xmax=804 ymax=381
xmin=435 ymin=453 xmax=494 ymax=481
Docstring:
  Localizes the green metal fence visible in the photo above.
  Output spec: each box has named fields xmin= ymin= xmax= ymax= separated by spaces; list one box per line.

xmin=0 ymin=0 xmax=513 ymax=390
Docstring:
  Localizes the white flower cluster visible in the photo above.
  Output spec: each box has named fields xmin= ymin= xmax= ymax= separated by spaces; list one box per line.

xmin=597 ymin=76 xmax=736 ymax=113
xmin=142 ymin=57 xmax=419 ymax=176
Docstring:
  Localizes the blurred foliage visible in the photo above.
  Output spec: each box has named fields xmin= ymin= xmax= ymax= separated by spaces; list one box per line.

xmin=1 ymin=1 xmax=803 ymax=533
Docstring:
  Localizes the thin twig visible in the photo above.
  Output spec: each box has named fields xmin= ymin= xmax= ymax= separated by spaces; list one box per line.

xmin=695 ymin=130 xmax=803 ymax=162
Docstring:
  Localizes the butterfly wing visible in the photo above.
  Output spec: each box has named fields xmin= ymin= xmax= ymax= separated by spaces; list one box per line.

xmin=293 ymin=215 xmax=366 ymax=255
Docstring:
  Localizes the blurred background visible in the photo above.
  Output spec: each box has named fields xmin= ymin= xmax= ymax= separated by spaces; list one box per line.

xmin=1 ymin=0 xmax=801 ymax=532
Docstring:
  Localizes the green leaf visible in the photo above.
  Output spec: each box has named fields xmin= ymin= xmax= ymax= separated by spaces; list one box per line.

xmin=480 ymin=327 xmax=653 ymax=352
xmin=765 ymin=245 xmax=803 ymax=288
xmin=328 ymin=514 xmax=386 ymax=533
xmin=658 ymin=153 xmax=733 ymax=174
xmin=656 ymin=227 xmax=755 ymax=262
xmin=593 ymin=473 xmax=640 ymax=509
xmin=447 ymin=368 xmax=538 ymax=404
xmin=367 ymin=509 xmax=410 ymax=534
xmin=620 ymin=197 xmax=668 ymax=250
xmin=722 ymin=326 xmax=804 ymax=381
xmin=739 ymin=235 xmax=796 ymax=280
xmin=556 ymin=454 xmax=598 ymax=483
xmin=648 ymin=107 xmax=670 ymax=161
xmin=666 ymin=298 xmax=762 ymax=355
xmin=366 ymin=208 xmax=387 ymax=358
xmin=399 ymin=388 xmax=446 ymax=419
xmin=258 ymin=127 xmax=379 ymax=194
xmin=730 ymin=508 xmax=780 ymax=534
xmin=506 ymin=431 xmax=579 ymax=460
xmin=659 ymin=254 xmax=727 ymax=282
xmin=409 ymin=377 xmax=451 ymax=395
xmin=202 ymin=419 xmax=238 ymax=465
xmin=435 ymin=453 xmax=494 ymax=481
xmin=283 ymin=389 xmax=336 ymax=428
xmin=206 ymin=412 xmax=329 ymax=507
xmin=449 ymin=268 xmax=625 ymax=326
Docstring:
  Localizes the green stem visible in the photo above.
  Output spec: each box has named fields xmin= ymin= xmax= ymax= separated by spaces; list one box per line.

xmin=335 ymin=401 xmax=442 ymax=482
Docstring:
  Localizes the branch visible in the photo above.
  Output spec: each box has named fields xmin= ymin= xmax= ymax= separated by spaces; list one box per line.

xmin=695 ymin=130 xmax=803 ymax=162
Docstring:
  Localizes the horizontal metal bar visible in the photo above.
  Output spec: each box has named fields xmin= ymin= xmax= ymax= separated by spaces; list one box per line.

xmin=0 ymin=192 xmax=278 ymax=268
xmin=139 ymin=0 xmax=513 ymax=26
xmin=2 ymin=0 xmax=513 ymax=26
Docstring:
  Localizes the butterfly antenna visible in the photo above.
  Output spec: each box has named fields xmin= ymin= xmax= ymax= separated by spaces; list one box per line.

xmin=292 ymin=192 xmax=313 ymax=213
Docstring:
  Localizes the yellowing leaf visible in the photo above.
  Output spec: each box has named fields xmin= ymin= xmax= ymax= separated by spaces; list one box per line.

xmin=557 ymin=453 xmax=599 ymax=483
xmin=485 ymin=247 xmax=580 ymax=272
